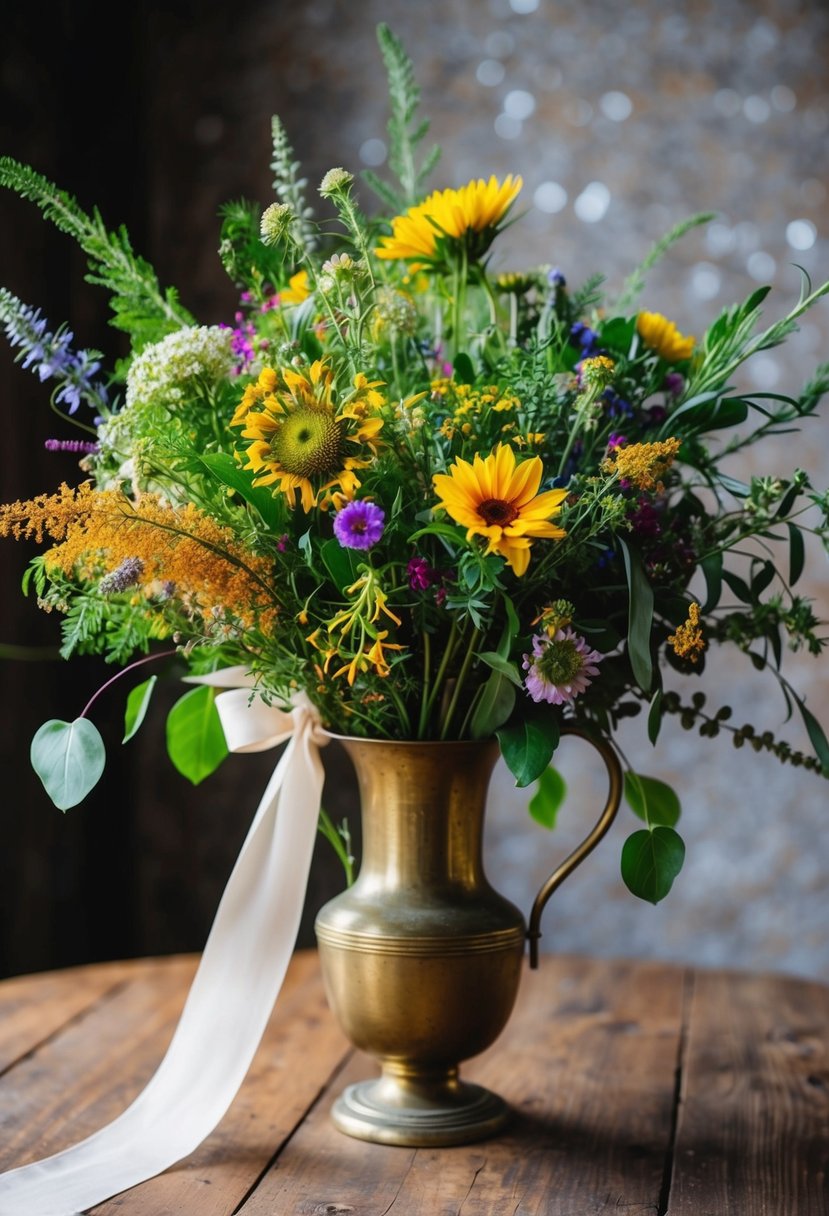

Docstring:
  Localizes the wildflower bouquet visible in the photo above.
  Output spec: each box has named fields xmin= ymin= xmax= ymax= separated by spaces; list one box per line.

xmin=2 ymin=25 xmax=829 ymax=905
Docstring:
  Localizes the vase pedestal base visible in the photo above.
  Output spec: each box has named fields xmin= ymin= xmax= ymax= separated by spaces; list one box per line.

xmin=330 ymin=1065 xmax=510 ymax=1147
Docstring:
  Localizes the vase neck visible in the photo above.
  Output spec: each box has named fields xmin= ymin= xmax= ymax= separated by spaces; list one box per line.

xmin=337 ymin=738 xmax=501 ymax=892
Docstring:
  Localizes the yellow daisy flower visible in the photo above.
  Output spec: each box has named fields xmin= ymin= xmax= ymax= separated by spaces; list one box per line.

xmin=375 ymin=175 xmax=523 ymax=266
xmin=637 ymin=311 xmax=695 ymax=362
xmin=280 ymin=269 xmax=311 ymax=305
xmin=232 ymin=361 xmax=385 ymax=512
xmin=432 ymin=443 xmax=567 ymax=576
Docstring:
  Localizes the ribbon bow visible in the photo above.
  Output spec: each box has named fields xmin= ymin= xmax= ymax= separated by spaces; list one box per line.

xmin=0 ymin=668 xmax=328 ymax=1216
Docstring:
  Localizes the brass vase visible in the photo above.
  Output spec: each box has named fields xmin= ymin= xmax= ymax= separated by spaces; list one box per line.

xmin=315 ymin=729 xmax=622 ymax=1146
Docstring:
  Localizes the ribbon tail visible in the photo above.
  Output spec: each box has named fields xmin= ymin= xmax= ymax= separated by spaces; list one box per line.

xmin=0 ymin=720 xmax=325 ymax=1216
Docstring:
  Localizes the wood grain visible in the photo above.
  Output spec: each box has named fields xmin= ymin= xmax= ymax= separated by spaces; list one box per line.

xmin=2 ymin=951 xmax=829 ymax=1214
xmin=667 ymin=968 xmax=829 ymax=1216
xmin=239 ymin=955 xmax=687 ymax=1215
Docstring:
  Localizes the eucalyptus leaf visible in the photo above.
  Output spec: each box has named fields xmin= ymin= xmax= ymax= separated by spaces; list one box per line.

xmin=123 ymin=675 xmax=158 ymax=743
xmin=496 ymin=709 xmax=560 ymax=788
xmin=528 ymin=765 xmax=567 ymax=830
xmin=31 ymin=718 xmax=106 ymax=811
xmin=621 ymin=826 xmax=685 ymax=903
xmin=624 ymin=772 xmax=681 ymax=827
xmin=166 ymin=686 xmax=229 ymax=785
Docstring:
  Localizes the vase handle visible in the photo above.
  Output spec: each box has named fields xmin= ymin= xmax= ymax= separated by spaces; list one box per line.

xmin=526 ymin=726 xmax=623 ymax=969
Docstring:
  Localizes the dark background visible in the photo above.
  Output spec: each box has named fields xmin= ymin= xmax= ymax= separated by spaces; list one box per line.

xmin=2 ymin=0 xmax=827 ymax=981
xmin=0 ymin=1 xmax=376 ymax=979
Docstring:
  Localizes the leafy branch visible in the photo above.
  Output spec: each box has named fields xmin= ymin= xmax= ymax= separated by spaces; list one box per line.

xmin=614 ymin=211 xmax=716 ymax=311
xmin=270 ymin=115 xmax=318 ymax=252
xmin=363 ymin=23 xmax=441 ymax=212
xmin=0 ymin=157 xmax=195 ymax=349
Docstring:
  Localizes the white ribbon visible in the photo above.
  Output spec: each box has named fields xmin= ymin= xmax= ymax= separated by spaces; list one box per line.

xmin=0 ymin=667 xmax=329 ymax=1216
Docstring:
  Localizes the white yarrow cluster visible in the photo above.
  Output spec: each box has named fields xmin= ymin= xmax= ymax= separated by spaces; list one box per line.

xmin=126 ymin=326 xmax=235 ymax=410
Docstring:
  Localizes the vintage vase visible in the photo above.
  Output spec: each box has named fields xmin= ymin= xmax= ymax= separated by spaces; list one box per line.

xmin=315 ymin=729 xmax=622 ymax=1146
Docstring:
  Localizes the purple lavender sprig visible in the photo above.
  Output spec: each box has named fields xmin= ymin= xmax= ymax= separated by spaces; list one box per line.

xmin=1 ymin=288 xmax=110 ymax=417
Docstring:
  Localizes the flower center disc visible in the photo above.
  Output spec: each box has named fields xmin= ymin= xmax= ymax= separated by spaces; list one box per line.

xmin=537 ymin=638 xmax=582 ymax=684
xmin=477 ymin=497 xmax=519 ymax=527
xmin=271 ymin=408 xmax=344 ymax=478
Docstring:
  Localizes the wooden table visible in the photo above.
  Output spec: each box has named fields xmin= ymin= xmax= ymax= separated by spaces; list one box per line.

xmin=1 ymin=949 xmax=827 ymax=1214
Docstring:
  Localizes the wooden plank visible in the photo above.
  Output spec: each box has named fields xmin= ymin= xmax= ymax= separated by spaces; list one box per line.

xmin=668 ymin=968 xmax=829 ymax=1215
xmin=240 ymin=954 xmax=687 ymax=1215
xmin=0 ymin=959 xmax=137 ymax=1073
xmin=0 ymin=951 xmax=352 ymax=1215
xmin=0 ymin=955 xmax=200 ymax=1170
xmin=91 ymin=951 xmax=352 ymax=1216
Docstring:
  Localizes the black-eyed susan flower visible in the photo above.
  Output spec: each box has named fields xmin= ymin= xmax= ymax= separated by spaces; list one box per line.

xmin=375 ymin=175 xmax=523 ymax=267
xmin=637 ymin=311 xmax=695 ymax=362
xmin=432 ymin=443 xmax=566 ymax=576
xmin=232 ymin=360 xmax=385 ymax=512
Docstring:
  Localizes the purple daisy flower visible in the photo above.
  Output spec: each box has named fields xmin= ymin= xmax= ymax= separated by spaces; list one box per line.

xmin=522 ymin=627 xmax=603 ymax=706
xmin=333 ymin=500 xmax=385 ymax=550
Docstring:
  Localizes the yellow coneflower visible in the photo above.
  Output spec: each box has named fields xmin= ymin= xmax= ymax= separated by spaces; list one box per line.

xmin=637 ymin=311 xmax=695 ymax=362
xmin=375 ymin=175 xmax=523 ymax=266
xmin=232 ymin=360 xmax=385 ymax=512
xmin=432 ymin=443 xmax=567 ymax=576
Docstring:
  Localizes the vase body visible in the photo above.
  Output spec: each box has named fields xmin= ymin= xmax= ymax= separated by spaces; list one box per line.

xmin=315 ymin=735 xmax=525 ymax=1146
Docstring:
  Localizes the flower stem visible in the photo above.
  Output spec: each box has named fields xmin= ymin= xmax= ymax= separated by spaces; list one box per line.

xmin=79 ymin=648 xmax=178 ymax=720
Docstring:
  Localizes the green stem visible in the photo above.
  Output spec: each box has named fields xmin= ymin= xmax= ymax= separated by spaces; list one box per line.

xmin=422 ymin=617 xmax=459 ymax=733
xmin=439 ymin=625 xmax=481 ymax=740
xmin=418 ymin=628 xmax=432 ymax=738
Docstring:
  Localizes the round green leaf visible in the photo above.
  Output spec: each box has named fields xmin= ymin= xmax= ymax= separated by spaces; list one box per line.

xmin=30 ymin=718 xmax=106 ymax=811
xmin=624 ymin=772 xmax=681 ymax=827
xmin=621 ymin=826 xmax=685 ymax=904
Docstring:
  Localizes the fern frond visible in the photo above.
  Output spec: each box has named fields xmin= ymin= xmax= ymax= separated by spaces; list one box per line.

xmin=0 ymin=157 xmax=195 ymax=349
xmin=614 ymin=212 xmax=716 ymax=312
xmin=370 ymin=23 xmax=441 ymax=211
xmin=270 ymin=116 xmax=317 ymax=252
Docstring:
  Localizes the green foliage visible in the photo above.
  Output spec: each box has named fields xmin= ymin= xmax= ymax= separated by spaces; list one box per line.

xmin=528 ymin=765 xmax=567 ymax=830
xmin=269 ymin=115 xmax=318 ymax=252
xmin=165 ymin=686 xmax=229 ymax=784
xmin=123 ymin=675 xmax=158 ymax=743
xmin=614 ymin=211 xmax=715 ymax=311
xmin=497 ymin=707 xmax=561 ymax=788
xmin=0 ymin=157 xmax=194 ymax=349
xmin=621 ymin=826 xmax=685 ymax=903
xmin=624 ymin=772 xmax=681 ymax=827
xmin=365 ymin=23 xmax=441 ymax=211
xmin=30 ymin=718 xmax=106 ymax=811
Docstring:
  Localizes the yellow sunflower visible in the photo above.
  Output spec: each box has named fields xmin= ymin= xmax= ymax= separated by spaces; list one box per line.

xmin=375 ymin=175 xmax=523 ymax=266
xmin=636 ymin=311 xmax=695 ymax=362
xmin=432 ymin=443 xmax=567 ymax=576
xmin=232 ymin=360 xmax=385 ymax=512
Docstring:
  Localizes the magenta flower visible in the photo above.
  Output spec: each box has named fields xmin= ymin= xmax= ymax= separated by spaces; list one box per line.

xmin=407 ymin=556 xmax=435 ymax=591
xmin=333 ymin=500 xmax=385 ymax=550
xmin=522 ymin=627 xmax=603 ymax=706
